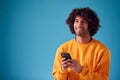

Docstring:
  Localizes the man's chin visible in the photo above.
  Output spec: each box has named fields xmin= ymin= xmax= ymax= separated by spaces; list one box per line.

xmin=76 ymin=32 xmax=88 ymax=37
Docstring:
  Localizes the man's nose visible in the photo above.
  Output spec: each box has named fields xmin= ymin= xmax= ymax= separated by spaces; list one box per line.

xmin=78 ymin=21 xmax=82 ymax=26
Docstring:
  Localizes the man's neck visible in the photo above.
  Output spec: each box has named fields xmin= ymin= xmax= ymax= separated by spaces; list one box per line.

xmin=75 ymin=35 xmax=92 ymax=44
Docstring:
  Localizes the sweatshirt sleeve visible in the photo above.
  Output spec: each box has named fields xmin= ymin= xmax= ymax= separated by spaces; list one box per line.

xmin=52 ymin=47 xmax=68 ymax=80
xmin=79 ymin=49 xmax=111 ymax=80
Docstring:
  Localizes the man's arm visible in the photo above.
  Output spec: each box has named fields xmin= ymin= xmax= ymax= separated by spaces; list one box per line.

xmin=79 ymin=50 xmax=110 ymax=80
xmin=52 ymin=47 xmax=68 ymax=80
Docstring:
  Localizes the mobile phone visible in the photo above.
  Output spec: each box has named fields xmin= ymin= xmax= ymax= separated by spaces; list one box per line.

xmin=61 ymin=52 xmax=72 ymax=60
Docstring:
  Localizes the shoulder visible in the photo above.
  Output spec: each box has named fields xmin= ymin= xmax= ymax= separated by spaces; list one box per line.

xmin=60 ymin=39 xmax=75 ymax=47
xmin=57 ymin=39 xmax=75 ymax=50
xmin=93 ymin=39 xmax=110 ymax=53
xmin=93 ymin=39 xmax=107 ymax=48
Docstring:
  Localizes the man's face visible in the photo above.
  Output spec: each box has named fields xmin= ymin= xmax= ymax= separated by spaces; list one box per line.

xmin=74 ymin=16 xmax=89 ymax=37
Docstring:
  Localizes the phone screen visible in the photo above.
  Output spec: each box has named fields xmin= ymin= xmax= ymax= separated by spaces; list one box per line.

xmin=61 ymin=52 xmax=72 ymax=60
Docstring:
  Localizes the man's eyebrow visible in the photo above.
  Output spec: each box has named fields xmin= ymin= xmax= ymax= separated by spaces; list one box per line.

xmin=75 ymin=18 xmax=79 ymax=20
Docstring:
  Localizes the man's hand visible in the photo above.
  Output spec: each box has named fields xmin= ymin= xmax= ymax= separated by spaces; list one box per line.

xmin=69 ymin=59 xmax=83 ymax=73
xmin=61 ymin=58 xmax=82 ymax=73
xmin=61 ymin=58 xmax=71 ymax=71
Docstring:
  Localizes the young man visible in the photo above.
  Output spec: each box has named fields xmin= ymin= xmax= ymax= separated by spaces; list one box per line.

xmin=52 ymin=7 xmax=110 ymax=80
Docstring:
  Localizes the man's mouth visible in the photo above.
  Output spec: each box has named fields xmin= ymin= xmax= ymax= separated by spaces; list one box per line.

xmin=76 ymin=27 xmax=84 ymax=30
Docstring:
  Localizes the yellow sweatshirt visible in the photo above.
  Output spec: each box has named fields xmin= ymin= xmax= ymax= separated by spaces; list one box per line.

xmin=52 ymin=39 xmax=110 ymax=80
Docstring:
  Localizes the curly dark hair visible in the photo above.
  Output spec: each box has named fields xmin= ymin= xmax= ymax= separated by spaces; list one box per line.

xmin=66 ymin=7 xmax=100 ymax=37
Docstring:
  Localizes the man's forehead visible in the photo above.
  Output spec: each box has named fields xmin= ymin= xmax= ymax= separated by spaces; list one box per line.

xmin=75 ymin=16 xmax=85 ymax=20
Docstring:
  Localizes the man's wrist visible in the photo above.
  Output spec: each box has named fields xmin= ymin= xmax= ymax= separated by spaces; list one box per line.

xmin=78 ymin=66 xmax=83 ymax=73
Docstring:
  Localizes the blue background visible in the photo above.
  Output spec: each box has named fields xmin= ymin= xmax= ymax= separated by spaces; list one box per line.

xmin=1 ymin=0 xmax=120 ymax=80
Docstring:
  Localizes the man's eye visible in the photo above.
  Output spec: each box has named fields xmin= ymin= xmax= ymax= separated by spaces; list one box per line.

xmin=75 ymin=20 xmax=79 ymax=23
